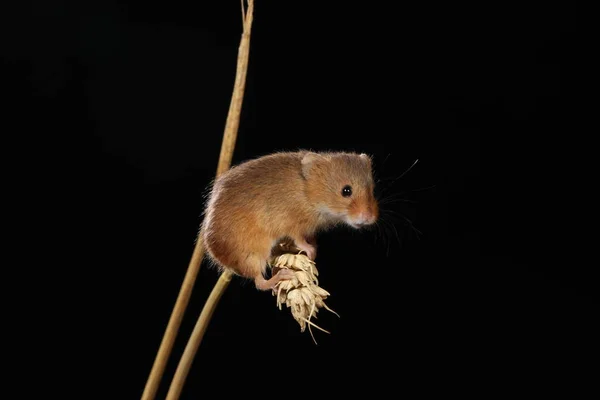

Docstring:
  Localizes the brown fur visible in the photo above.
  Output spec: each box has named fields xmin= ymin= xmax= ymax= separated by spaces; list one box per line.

xmin=200 ymin=150 xmax=379 ymax=288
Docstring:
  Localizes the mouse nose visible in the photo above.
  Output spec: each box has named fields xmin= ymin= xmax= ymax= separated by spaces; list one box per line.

xmin=354 ymin=208 xmax=377 ymax=226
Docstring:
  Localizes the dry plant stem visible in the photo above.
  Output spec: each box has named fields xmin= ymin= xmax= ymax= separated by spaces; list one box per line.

xmin=141 ymin=238 xmax=205 ymax=400
xmin=216 ymin=0 xmax=253 ymax=176
xmin=165 ymin=1 xmax=255 ymax=400
xmin=165 ymin=271 xmax=232 ymax=400
xmin=141 ymin=2 xmax=253 ymax=399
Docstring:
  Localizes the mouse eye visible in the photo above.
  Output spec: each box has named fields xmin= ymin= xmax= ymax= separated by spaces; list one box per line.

xmin=341 ymin=185 xmax=352 ymax=197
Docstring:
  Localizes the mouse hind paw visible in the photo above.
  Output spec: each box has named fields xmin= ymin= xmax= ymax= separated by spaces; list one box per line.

xmin=254 ymin=269 xmax=295 ymax=291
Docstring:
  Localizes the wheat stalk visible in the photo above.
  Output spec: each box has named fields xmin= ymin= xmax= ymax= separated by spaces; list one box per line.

xmin=163 ymin=1 xmax=254 ymax=400
xmin=140 ymin=1 xmax=253 ymax=399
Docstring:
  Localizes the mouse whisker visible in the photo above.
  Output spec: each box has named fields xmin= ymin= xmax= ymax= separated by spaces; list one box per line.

xmin=393 ymin=158 xmax=419 ymax=183
xmin=375 ymin=220 xmax=391 ymax=257
xmin=381 ymin=153 xmax=392 ymax=166
xmin=380 ymin=209 xmax=422 ymax=240
xmin=375 ymin=158 xmax=420 ymax=194
xmin=389 ymin=220 xmax=403 ymax=248
xmin=395 ymin=184 xmax=437 ymax=196
xmin=377 ymin=216 xmax=402 ymax=252
xmin=376 ymin=176 xmax=407 ymax=183
xmin=376 ymin=183 xmax=434 ymax=206
xmin=378 ymin=195 xmax=418 ymax=205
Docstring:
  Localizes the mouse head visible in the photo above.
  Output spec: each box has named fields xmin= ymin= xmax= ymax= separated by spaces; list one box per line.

xmin=301 ymin=151 xmax=379 ymax=228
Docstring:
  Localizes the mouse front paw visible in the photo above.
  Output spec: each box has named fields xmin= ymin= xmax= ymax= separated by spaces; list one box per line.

xmin=294 ymin=239 xmax=316 ymax=260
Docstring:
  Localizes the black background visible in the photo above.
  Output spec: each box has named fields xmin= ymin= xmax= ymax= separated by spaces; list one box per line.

xmin=3 ymin=1 xmax=597 ymax=398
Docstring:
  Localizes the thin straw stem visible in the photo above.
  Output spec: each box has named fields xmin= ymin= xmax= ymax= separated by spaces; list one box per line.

xmin=140 ymin=1 xmax=254 ymax=398
xmin=140 ymin=238 xmax=205 ymax=400
xmin=165 ymin=271 xmax=232 ymax=400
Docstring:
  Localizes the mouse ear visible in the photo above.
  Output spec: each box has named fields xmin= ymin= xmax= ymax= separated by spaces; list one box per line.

xmin=359 ymin=153 xmax=373 ymax=166
xmin=301 ymin=152 xmax=324 ymax=178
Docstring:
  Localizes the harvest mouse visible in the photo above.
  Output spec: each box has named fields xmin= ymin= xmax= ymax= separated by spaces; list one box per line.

xmin=200 ymin=150 xmax=379 ymax=290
